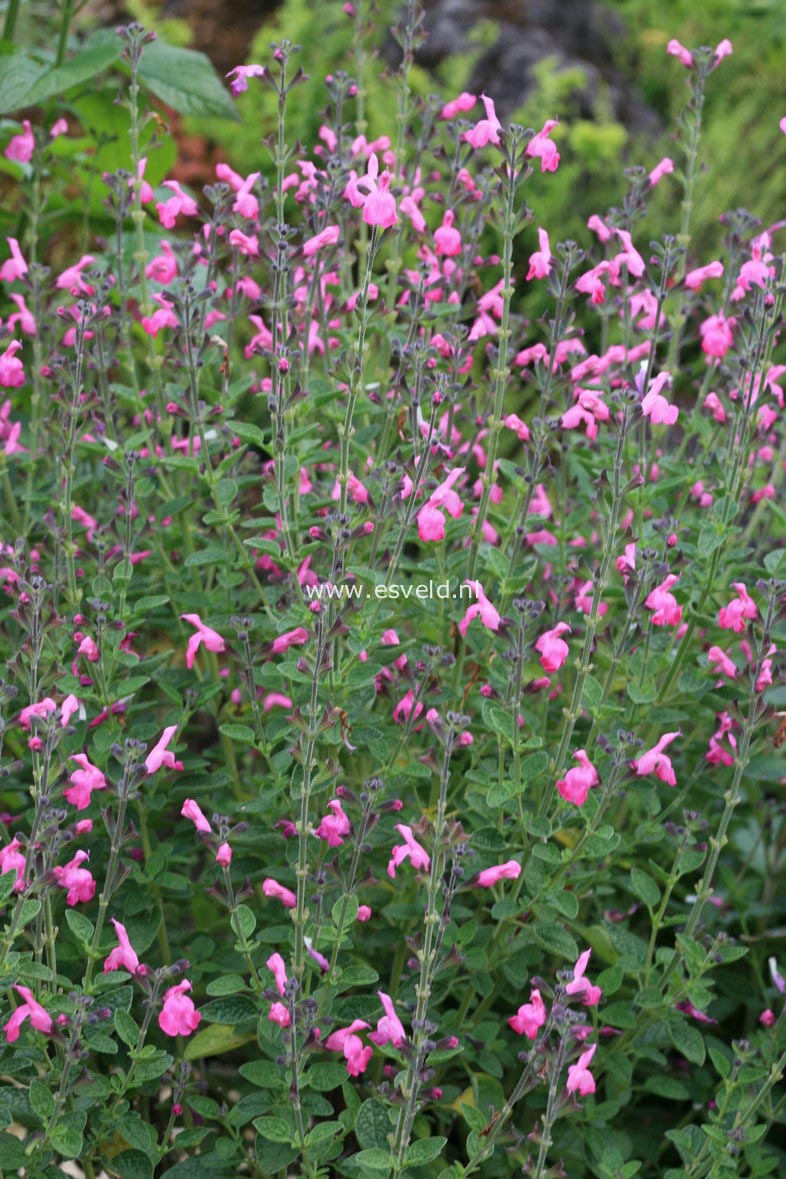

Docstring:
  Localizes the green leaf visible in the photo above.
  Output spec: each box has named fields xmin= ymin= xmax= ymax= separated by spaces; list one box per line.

xmin=253 ymin=1115 xmax=296 ymax=1144
xmin=355 ymin=1099 xmax=391 ymax=1150
xmin=231 ymin=905 xmax=256 ymax=942
xmin=332 ymin=894 xmax=359 ymax=927
xmin=26 ymin=37 xmax=122 ymax=105
xmin=137 ymin=41 xmax=240 ymax=121
xmin=65 ymin=908 xmax=94 ymax=944
xmin=305 ymin=1062 xmax=348 ymax=1092
xmin=407 ymin=1137 xmax=448 ymax=1165
xmin=200 ymin=994 xmax=257 ymax=1025
xmin=206 ymin=974 xmax=247 ymax=996
xmin=219 ymin=723 xmax=256 ymax=745
xmin=184 ymin=1023 xmax=256 ymax=1061
xmin=29 ymin=1079 xmax=55 ymax=1122
xmin=355 ymin=1148 xmax=393 ymax=1172
xmin=0 ymin=869 xmax=17 ymax=903
xmin=629 ymin=868 xmax=661 ymax=909
xmin=104 ymin=1150 xmax=154 ymax=1179
xmin=0 ymin=51 xmax=48 ymax=115
xmin=239 ymin=1060 xmax=286 ymax=1089
xmin=669 ymin=1018 xmax=706 ymax=1066
xmin=133 ymin=1050 xmax=174 ymax=1083
xmin=115 ymin=1008 xmax=139 ymax=1049
xmin=50 ymin=1124 xmax=83 ymax=1158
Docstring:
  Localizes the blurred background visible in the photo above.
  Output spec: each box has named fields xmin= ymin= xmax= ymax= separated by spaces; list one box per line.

xmin=4 ymin=0 xmax=786 ymax=255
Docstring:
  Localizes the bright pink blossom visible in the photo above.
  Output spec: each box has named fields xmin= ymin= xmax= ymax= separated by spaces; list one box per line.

xmin=315 ymin=799 xmax=351 ymax=847
xmin=387 ymin=824 xmax=430 ymax=878
xmin=263 ymin=878 xmax=297 ymax=908
xmin=5 ymin=120 xmax=34 ymax=163
xmin=0 ymin=837 xmax=26 ymax=892
xmin=180 ymin=613 xmax=227 ymax=669
xmin=156 ymin=181 xmax=198 ymax=229
xmin=65 ymin=753 xmax=107 ymax=810
xmin=463 ymin=94 xmax=501 ymax=148
xmin=645 ymin=574 xmax=682 ymax=626
xmin=303 ymin=225 xmax=340 ymax=256
xmin=215 ymin=842 xmax=232 ymax=866
xmin=181 ymin=799 xmax=212 ymax=834
xmin=718 ymin=583 xmax=758 ymax=632
xmin=226 ymin=63 xmax=266 ymax=96
xmin=566 ymin=1043 xmax=597 ymax=1096
xmin=685 ymin=261 xmax=724 ymax=290
xmin=508 ymin=988 xmax=547 ymax=1038
xmin=526 ymin=118 xmax=560 ymax=172
xmin=145 ymin=726 xmax=183 ymax=775
xmin=441 ymin=91 xmax=476 ymax=119
xmin=0 ymin=238 xmax=28 ymax=282
xmin=53 ymin=849 xmax=96 ymax=905
xmin=459 ymin=579 xmax=500 ymax=637
xmin=369 ymin=991 xmax=407 ymax=1047
xmin=325 ymin=1019 xmax=373 ymax=1076
xmin=701 ymin=313 xmax=734 ymax=359
xmin=634 ymin=731 xmax=681 ymax=786
xmin=648 ymin=157 xmax=674 ymax=186
xmin=271 ymin=627 xmax=309 ymax=654
xmin=536 ymin=622 xmax=571 ymax=672
xmin=557 ymin=750 xmax=599 ymax=806
xmin=707 ymin=646 xmax=737 ymax=679
xmin=475 ymin=860 xmax=521 ymax=887
xmin=267 ymin=952 xmax=288 ymax=997
xmin=526 ymin=228 xmax=552 ymax=280
xmin=0 ymin=340 xmax=24 ymax=388
xmin=158 ymin=981 xmax=201 ymax=1037
xmin=642 ymin=371 xmax=678 ymax=425
xmin=3 ymin=985 xmax=53 ymax=1043
xmin=566 ymin=950 xmax=602 ymax=1006
xmin=104 ymin=918 xmax=143 ymax=974
xmin=434 ymin=210 xmax=462 ymax=257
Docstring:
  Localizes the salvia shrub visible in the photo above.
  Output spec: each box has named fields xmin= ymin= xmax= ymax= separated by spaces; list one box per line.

xmin=0 ymin=8 xmax=785 ymax=1179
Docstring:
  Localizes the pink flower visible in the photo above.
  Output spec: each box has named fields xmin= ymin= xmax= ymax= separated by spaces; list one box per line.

xmin=557 ymin=750 xmax=599 ymax=807
xmin=387 ymin=824 xmax=430 ymax=878
xmin=146 ymin=241 xmax=178 ymax=284
xmin=566 ymin=1043 xmax=597 ymax=1096
xmin=685 ymin=261 xmax=724 ymax=290
xmin=770 ymin=957 xmax=785 ymax=994
xmin=56 ymin=255 xmax=95 ymax=296
xmin=417 ymin=467 xmax=465 ymax=541
xmin=229 ymin=229 xmax=259 ymax=257
xmin=441 ymin=91 xmax=476 ymax=119
xmin=0 ymin=238 xmax=28 ymax=282
xmin=0 ymin=837 xmax=26 ymax=892
xmin=3 ymin=985 xmax=53 ymax=1043
xmin=325 ymin=1019 xmax=373 ymax=1076
xmin=503 ymin=413 xmax=530 ymax=442
xmin=369 ymin=991 xmax=407 ymax=1047
xmin=526 ymin=118 xmax=560 ymax=172
xmin=508 ymin=988 xmax=547 ymax=1038
xmin=701 ymin=313 xmax=734 ymax=359
xmin=760 ymin=1009 xmax=775 ymax=1027
xmin=158 ymin=980 xmax=201 ymax=1037
xmin=144 ymin=726 xmax=183 ymax=775
xmin=53 ymin=849 xmax=96 ymax=905
xmin=18 ymin=697 xmax=57 ymax=730
xmin=156 ymin=181 xmax=198 ymax=229
xmin=263 ymin=692 xmax=293 ymax=712
xmin=475 ymin=860 xmax=521 ymax=887
xmin=463 ymin=94 xmax=501 ymax=149
xmin=648 ymin=157 xmax=674 ymax=186
xmin=348 ymin=153 xmax=398 ymax=228
xmin=5 ymin=120 xmax=34 ymax=163
xmin=0 ymin=340 xmax=24 ymax=388
xmin=315 ymin=799 xmax=351 ymax=847
xmin=226 ymin=63 xmax=266 ymax=96
xmin=634 ymin=731 xmax=681 ymax=786
xmin=357 ymin=905 xmax=372 ymax=922
xmin=269 ymin=1002 xmax=291 ymax=1027
xmin=215 ymin=842 xmax=232 ymax=866
xmin=707 ymin=646 xmax=737 ymax=679
xmin=303 ymin=225 xmax=340 ymax=256
xmin=271 ymin=627 xmax=309 ymax=654
xmin=575 ymin=260 xmax=610 ymax=304
xmin=267 ymin=952 xmax=288 ymax=996
xmin=233 ymin=171 xmax=260 ymax=219
xmin=434 ymin=210 xmax=462 ymax=257
xmin=65 ymin=754 xmax=107 ymax=810
xmin=642 ymin=371 xmax=678 ymax=425
xmin=714 ymin=39 xmax=733 ymax=64
xmin=718 ymin=583 xmax=758 ymax=632
xmin=667 ymin=39 xmax=694 ymax=68
xmin=50 ymin=117 xmax=68 ymax=139
xmin=263 ymin=878 xmax=297 ymax=908
xmin=180 ymin=613 xmax=227 ymax=669
xmin=181 ymin=799 xmax=212 ymax=834
xmin=459 ymin=579 xmax=500 ymax=637
xmin=536 ymin=622 xmax=571 ymax=672
xmin=645 ymin=574 xmax=682 ymax=626
xmin=104 ymin=918 xmax=143 ymax=975
xmin=565 ymin=949 xmax=602 ymax=1006
xmin=526 ymin=228 xmax=552 ymax=280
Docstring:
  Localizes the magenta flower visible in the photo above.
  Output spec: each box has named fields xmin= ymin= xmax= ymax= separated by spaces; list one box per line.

xmin=526 ymin=118 xmax=560 ymax=172
xmin=262 ymin=878 xmax=297 ymax=908
xmin=526 ymin=228 xmax=552 ymax=280
xmin=634 ymin=731 xmax=681 ymax=786
xmin=5 ymin=120 xmax=34 ymax=163
xmin=215 ymin=842 xmax=232 ymax=867
xmin=263 ymin=692 xmax=293 ymax=712
xmin=315 ymin=799 xmax=351 ymax=848
xmin=440 ymin=91 xmax=476 ymax=119
xmin=357 ymin=905 xmax=372 ymax=922
xmin=475 ymin=860 xmax=521 ymax=888
xmin=158 ymin=980 xmax=201 ymax=1037
xmin=325 ymin=1019 xmax=373 ymax=1076
xmin=232 ymin=171 xmax=260 ymax=219
xmin=146 ymin=240 xmax=178 ymax=284
xmin=718 ymin=583 xmax=758 ymax=632
xmin=667 ymin=39 xmax=694 ymax=68
xmin=271 ymin=627 xmax=309 ymax=655
xmin=53 ymin=850 xmax=96 ymax=906
xmin=575 ymin=260 xmax=610 ymax=304
xmin=156 ymin=181 xmax=198 ymax=229
xmin=760 ymin=1009 xmax=775 ymax=1027
xmin=648 ymin=156 xmax=674 ymax=186
xmin=701 ymin=312 xmax=735 ymax=359
xmin=0 ymin=237 xmax=28 ymax=282
xmin=369 ymin=991 xmax=407 ymax=1047
xmin=685 ymin=260 xmax=724 ymax=290
xmin=508 ymin=988 xmax=547 ymax=1038
xmin=3 ymin=984 xmax=53 ymax=1043
xmin=269 ymin=1002 xmax=291 ymax=1027
xmin=267 ymin=952 xmax=288 ymax=997
xmin=65 ymin=754 xmax=107 ymax=810
xmin=642 ymin=372 xmax=678 ymax=426
xmin=180 ymin=613 xmax=227 ymax=669
xmin=144 ymin=726 xmax=183 ymax=775
xmin=181 ymin=799 xmax=212 ymax=834
xmin=303 ymin=225 xmax=340 ymax=256
xmin=535 ymin=622 xmax=571 ymax=673
xmin=557 ymin=750 xmax=599 ymax=807
xmin=363 ymin=156 xmax=398 ymax=229
xmin=566 ymin=1043 xmax=597 ymax=1096
xmin=0 ymin=837 xmax=26 ymax=893
xmin=56 ymin=254 xmax=95 ymax=296
xmin=387 ymin=824 xmax=430 ymax=878
xmin=0 ymin=340 xmax=25 ymax=389
xmin=566 ymin=950 xmax=603 ymax=1006
xmin=226 ymin=63 xmax=266 ymax=96
xmin=707 ymin=646 xmax=737 ymax=679
xmin=463 ymin=94 xmax=501 ymax=149
xmin=459 ymin=579 xmax=500 ymax=638
xmin=104 ymin=918 xmax=143 ymax=975
xmin=19 ymin=698 xmax=57 ymax=730
xmin=434 ymin=210 xmax=462 ymax=257
xmin=645 ymin=574 xmax=682 ymax=626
